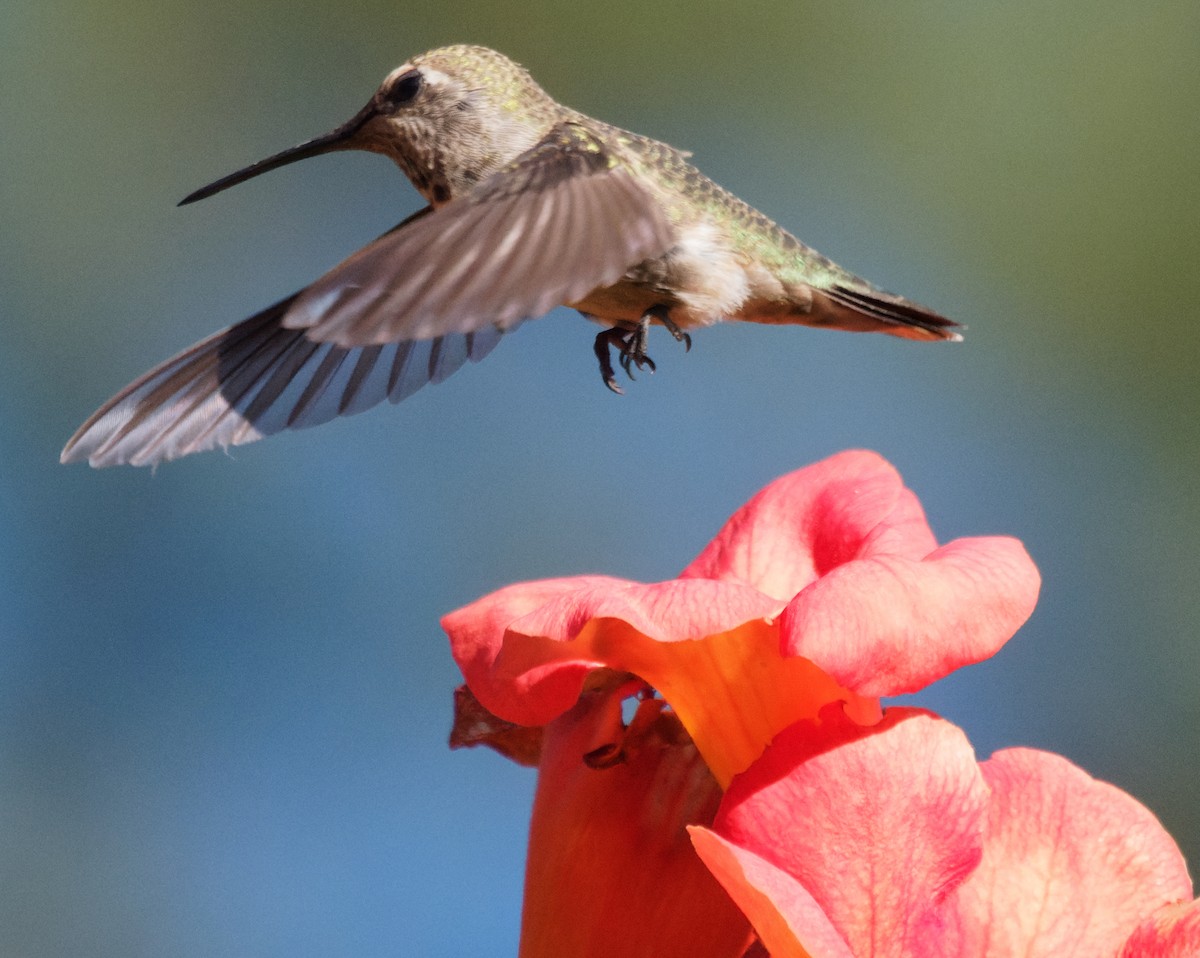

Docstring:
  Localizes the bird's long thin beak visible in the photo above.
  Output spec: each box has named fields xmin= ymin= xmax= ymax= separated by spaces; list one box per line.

xmin=178 ymin=102 xmax=377 ymax=206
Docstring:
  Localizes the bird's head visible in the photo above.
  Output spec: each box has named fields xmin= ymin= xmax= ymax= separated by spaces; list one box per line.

xmin=180 ymin=45 xmax=561 ymax=207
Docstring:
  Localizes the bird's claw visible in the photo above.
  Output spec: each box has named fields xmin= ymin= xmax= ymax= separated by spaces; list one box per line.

xmin=591 ymin=306 xmax=689 ymax=394
xmin=661 ymin=319 xmax=692 ymax=353
xmin=593 ymin=327 xmax=625 ymax=394
xmin=618 ymin=326 xmax=656 ymax=378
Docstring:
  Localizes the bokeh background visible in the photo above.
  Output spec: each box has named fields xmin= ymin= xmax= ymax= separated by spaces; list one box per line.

xmin=4 ymin=1 xmax=1198 ymax=954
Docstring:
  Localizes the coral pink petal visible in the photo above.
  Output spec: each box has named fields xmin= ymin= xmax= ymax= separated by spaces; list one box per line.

xmin=780 ymin=536 xmax=1040 ymax=696
xmin=690 ymin=828 xmax=854 ymax=958
xmin=1121 ymin=900 xmax=1200 ymax=957
xmin=682 ymin=451 xmax=938 ymax=600
xmin=444 ymin=577 xmax=782 ymax=727
xmin=934 ymin=748 xmax=1194 ymax=958
xmin=714 ymin=709 xmax=988 ymax=958
xmin=442 ymin=576 xmax=626 ymax=659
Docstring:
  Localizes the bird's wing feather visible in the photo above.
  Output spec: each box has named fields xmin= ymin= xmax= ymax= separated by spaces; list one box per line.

xmin=283 ymin=121 xmax=677 ymax=347
xmin=59 ymin=290 xmax=505 ymax=468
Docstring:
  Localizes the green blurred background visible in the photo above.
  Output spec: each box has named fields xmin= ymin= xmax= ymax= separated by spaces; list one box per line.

xmin=4 ymin=0 xmax=1198 ymax=954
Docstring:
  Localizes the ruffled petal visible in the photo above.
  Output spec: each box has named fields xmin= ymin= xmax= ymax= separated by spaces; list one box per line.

xmin=934 ymin=748 xmax=1194 ymax=957
xmin=444 ymin=577 xmax=784 ymax=731
xmin=780 ymin=535 xmax=1040 ymax=696
xmin=712 ymin=708 xmax=987 ymax=958
xmin=682 ymin=450 xmax=938 ymax=599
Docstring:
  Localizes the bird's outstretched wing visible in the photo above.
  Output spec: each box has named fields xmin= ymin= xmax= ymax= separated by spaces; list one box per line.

xmin=59 ymin=286 xmax=504 ymax=468
xmin=62 ymin=123 xmax=675 ymax=468
xmin=283 ymin=121 xmax=677 ymax=346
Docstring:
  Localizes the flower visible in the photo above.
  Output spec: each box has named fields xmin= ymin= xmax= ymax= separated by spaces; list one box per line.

xmin=443 ymin=450 xmax=1042 ymax=957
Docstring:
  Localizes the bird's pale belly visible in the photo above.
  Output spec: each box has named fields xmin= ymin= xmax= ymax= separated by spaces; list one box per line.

xmin=568 ymin=220 xmax=775 ymax=330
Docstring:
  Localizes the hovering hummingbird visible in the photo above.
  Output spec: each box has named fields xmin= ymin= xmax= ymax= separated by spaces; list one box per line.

xmin=61 ymin=44 xmax=959 ymax=468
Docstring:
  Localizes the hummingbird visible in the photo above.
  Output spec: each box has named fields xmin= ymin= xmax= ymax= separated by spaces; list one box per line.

xmin=61 ymin=44 xmax=959 ymax=468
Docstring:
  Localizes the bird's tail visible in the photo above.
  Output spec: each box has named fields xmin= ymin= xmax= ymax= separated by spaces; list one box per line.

xmin=745 ymin=275 xmax=961 ymax=341
xmin=812 ymin=283 xmax=962 ymax=342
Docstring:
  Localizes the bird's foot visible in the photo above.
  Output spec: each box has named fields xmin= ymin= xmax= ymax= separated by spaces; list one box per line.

xmin=592 ymin=306 xmax=691 ymax=395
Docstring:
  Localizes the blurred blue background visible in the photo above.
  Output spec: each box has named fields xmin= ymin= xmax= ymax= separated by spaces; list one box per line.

xmin=4 ymin=1 xmax=1198 ymax=954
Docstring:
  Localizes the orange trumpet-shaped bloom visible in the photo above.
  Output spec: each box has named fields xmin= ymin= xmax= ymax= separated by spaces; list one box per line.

xmin=444 ymin=451 xmax=1045 ymax=956
xmin=445 ymin=451 xmax=1196 ymax=955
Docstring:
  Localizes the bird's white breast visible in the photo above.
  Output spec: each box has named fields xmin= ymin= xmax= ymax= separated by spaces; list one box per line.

xmin=659 ymin=221 xmax=751 ymax=328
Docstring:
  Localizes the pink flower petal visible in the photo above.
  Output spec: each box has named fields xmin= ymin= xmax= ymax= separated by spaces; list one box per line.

xmin=936 ymin=748 xmax=1194 ymax=957
xmin=690 ymin=828 xmax=854 ymax=958
xmin=1120 ymin=900 xmax=1200 ymax=957
xmin=444 ymin=577 xmax=782 ymax=727
xmin=713 ymin=708 xmax=988 ymax=958
xmin=780 ymin=535 xmax=1040 ymax=696
xmin=682 ymin=451 xmax=938 ymax=600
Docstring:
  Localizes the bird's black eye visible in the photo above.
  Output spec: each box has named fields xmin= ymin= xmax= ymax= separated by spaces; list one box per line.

xmin=385 ymin=70 xmax=423 ymax=107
